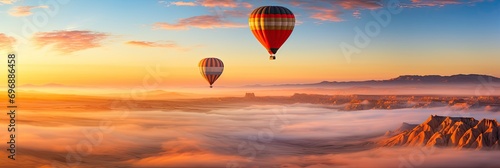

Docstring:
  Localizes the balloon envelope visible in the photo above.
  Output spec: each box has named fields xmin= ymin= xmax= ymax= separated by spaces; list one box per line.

xmin=199 ymin=57 xmax=224 ymax=88
xmin=249 ymin=6 xmax=295 ymax=60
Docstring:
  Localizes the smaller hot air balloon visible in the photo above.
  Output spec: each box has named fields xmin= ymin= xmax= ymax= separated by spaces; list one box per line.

xmin=199 ymin=57 xmax=224 ymax=88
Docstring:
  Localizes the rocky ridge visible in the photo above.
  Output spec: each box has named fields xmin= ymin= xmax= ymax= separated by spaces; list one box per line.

xmin=380 ymin=115 xmax=500 ymax=150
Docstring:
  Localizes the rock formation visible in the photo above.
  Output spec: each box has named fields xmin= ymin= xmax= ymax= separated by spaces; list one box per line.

xmin=380 ymin=115 xmax=500 ymax=150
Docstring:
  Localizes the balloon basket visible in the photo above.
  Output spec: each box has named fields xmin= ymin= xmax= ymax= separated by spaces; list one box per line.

xmin=269 ymin=56 xmax=276 ymax=60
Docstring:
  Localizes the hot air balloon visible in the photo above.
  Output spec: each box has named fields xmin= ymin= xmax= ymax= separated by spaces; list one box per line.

xmin=199 ymin=57 xmax=224 ymax=88
xmin=249 ymin=6 xmax=295 ymax=60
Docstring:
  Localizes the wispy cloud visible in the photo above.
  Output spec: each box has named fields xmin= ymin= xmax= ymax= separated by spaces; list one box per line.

xmin=401 ymin=0 xmax=459 ymax=7
xmin=334 ymin=0 xmax=382 ymax=10
xmin=163 ymin=0 xmax=490 ymax=24
xmin=279 ymin=0 xmax=382 ymax=10
xmin=170 ymin=1 xmax=197 ymax=6
xmin=0 ymin=0 xmax=17 ymax=5
xmin=276 ymin=0 xmax=310 ymax=6
xmin=8 ymin=5 xmax=48 ymax=17
xmin=126 ymin=41 xmax=178 ymax=48
xmin=128 ymin=40 xmax=189 ymax=50
xmin=281 ymin=0 xmax=484 ymax=22
xmin=278 ymin=0 xmax=381 ymax=22
xmin=240 ymin=2 xmax=252 ymax=9
xmin=220 ymin=9 xmax=248 ymax=18
xmin=33 ymin=30 xmax=109 ymax=54
xmin=308 ymin=6 xmax=344 ymax=22
xmin=157 ymin=0 xmax=250 ymax=29
xmin=353 ymin=10 xmax=361 ymax=19
xmin=164 ymin=0 xmax=252 ymax=8
xmin=198 ymin=0 xmax=238 ymax=8
xmin=0 ymin=33 xmax=16 ymax=50
xmin=402 ymin=0 xmax=488 ymax=8
xmin=153 ymin=15 xmax=245 ymax=30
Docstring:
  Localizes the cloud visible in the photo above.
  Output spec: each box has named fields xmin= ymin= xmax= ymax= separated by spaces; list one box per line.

xmin=0 ymin=33 xmax=16 ymax=50
xmin=157 ymin=0 xmax=250 ymax=30
xmin=280 ymin=0 xmax=382 ymax=10
xmin=33 ymin=30 xmax=109 ymax=53
xmin=8 ymin=5 xmax=48 ymax=17
xmin=353 ymin=10 xmax=361 ymax=19
xmin=125 ymin=41 xmax=179 ymax=48
xmin=125 ymin=40 xmax=194 ymax=51
xmin=307 ymin=6 xmax=344 ymax=22
xmin=405 ymin=0 xmax=461 ymax=7
xmin=276 ymin=0 xmax=311 ymax=6
xmin=198 ymin=0 xmax=238 ymax=8
xmin=334 ymin=0 xmax=382 ymax=10
xmin=319 ymin=0 xmax=381 ymax=21
xmin=279 ymin=0 xmax=381 ymax=22
xmin=127 ymin=138 xmax=247 ymax=167
xmin=280 ymin=0 xmax=486 ymax=22
xmin=274 ymin=148 xmax=500 ymax=168
xmin=170 ymin=1 xmax=197 ymax=6
xmin=153 ymin=15 xmax=246 ymax=30
xmin=240 ymin=2 xmax=252 ymax=9
xmin=295 ymin=19 xmax=304 ymax=25
xmin=0 ymin=0 xmax=17 ymax=5
xmin=403 ymin=0 xmax=487 ymax=8
xmin=220 ymin=9 xmax=248 ymax=18
xmin=165 ymin=0 xmax=251 ymax=8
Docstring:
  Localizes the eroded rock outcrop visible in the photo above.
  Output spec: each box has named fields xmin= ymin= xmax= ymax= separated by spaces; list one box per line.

xmin=380 ymin=115 xmax=500 ymax=150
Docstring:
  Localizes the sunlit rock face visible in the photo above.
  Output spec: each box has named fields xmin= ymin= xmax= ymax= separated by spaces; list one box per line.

xmin=381 ymin=115 xmax=500 ymax=150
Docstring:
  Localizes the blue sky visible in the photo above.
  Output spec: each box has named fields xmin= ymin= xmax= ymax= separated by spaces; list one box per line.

xmin=0 ymin=0 xmax=499 ymax=87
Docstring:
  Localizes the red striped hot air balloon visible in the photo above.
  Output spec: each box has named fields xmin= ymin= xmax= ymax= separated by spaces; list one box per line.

xmin=199 ymin=57 xmax=224 ymax=88
xmin=249 ymin=6 xmax=295 ymax=60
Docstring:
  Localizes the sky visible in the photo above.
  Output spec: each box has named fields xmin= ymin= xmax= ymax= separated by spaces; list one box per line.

xmin=0 ymin=0 xmax=499 ymax=88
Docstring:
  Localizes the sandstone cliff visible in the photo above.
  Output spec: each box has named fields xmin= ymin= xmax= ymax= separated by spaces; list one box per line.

xmin=380 ymin=115 xmax=500 ymax=150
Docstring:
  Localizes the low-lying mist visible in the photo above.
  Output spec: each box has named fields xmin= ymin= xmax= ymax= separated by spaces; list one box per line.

xmin=2 ymin=102 xmax=499 ymax=167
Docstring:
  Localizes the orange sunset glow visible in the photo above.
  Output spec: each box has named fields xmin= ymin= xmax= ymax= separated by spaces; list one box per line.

xmin=0 ymin=0 xmax=500 ymax=167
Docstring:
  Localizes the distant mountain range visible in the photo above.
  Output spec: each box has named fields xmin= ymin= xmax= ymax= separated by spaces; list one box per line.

xmin=249 ymin=74 xmax=500 ymax=87
xmin=21 ymin=74 xmax=500 ymax=89
xmin=380 ymin=115 xmax=500 ymax=150
xmin=382 ymin=74 xmax=499 ymax=84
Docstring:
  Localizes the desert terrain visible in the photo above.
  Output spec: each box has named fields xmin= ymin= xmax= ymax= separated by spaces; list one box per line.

xmin=1 ymin=88 xmax=499 ymax=167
